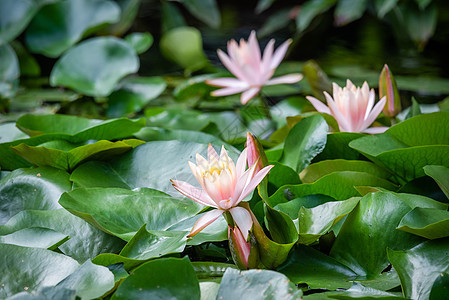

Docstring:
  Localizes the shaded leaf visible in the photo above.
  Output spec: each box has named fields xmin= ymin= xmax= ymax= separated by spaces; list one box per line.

xmin=124 ymin=32 xmax=153 ymax=54
xmin=397 ymin=207 xmax=449 ymax=239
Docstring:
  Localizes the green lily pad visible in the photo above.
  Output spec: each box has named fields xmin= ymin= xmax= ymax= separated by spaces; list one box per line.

xmin=430 ymin=273 xmax=449 ymax=300
xmin=268 ymin=171 xmax=397 ymax=207
xmin=134 ymin=128 xmax=226 ymax=145
xmin=59 ymin=187 xmax=203 ymax=241
xmin=0 ymin=209 xmax=125 ymax=263
xmin=111 ymin=257 xmax=200 ymax=300
xmin=387 ymin=238 xmax=449 ymax=300
xmin=93 ymin=225 xmax=188 ymax=271
xmin=124 ymin=32 xmax=153 ymax=54
xmin=56 ymin=260 xmax=115 ymax=300
xmin=350 ymin=112 xmax=449 ymax=182
xmin=298 ymin=197 xmax=360 ymax=245
xmin=0 ymin=227 xmax=69 ymax=250
xmin=216 ymin=268 xmax=302 ymax=299
xmin=0 ymin=0 xmax=39 ymax=43
xmin=316 ymin=132 xmax=365 ymax=161
xmin=424 ymin=165 xmax=449 ymax=199
xmin=0 ymin=167 xmax=71 ymax=225
xmin=106 ymin=76 xmax=166 ymax=117
xmin=7 ymin=286 xmax=76 ymax=300
xmin=0 ymin=43 xmax=19 ymax=98
xmin=25 ymin=0 xmax=120 ymax=57
xmin=330 ymin=192 xmax=425 ymax=278
xmin=274 ymin=194 xmax=336 ymax=219
xmin=50 ymin=37 xmax=139 ymax=97
xmin=280 ymin=114 xmax=328 ymax=173
xmin=12 ymin=139 xmax=144 ymax=172
xmin=0 ymin=244 xmax=79 ymax=299
xmin=397 ymin=207 xmax=449 ymax=239
xmin=300 ymin=159 xmax=391 ymax=183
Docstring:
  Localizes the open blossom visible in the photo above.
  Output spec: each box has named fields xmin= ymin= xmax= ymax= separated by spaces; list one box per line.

xmin=171 ymin=144 xmax=273 ymax=240
xmin=206 ymin=31 xmax=303 ymax=104
xmin=306 ymin=80 xmax=388 ymax=133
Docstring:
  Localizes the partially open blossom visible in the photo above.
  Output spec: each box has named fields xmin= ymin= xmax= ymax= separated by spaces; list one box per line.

xmin=206 ymin=31 xmax=303 ymax=105
xmin=228 ymin=225 xmax=252 ymax=269
xmin=306 ymin=80 xmax=388 ymax=134
xmin=171 ymin=144 xmax=273 ymax=240
xmin=379 ymin=64 xmax=401 ymax=117
xmin=246 ymin=132 xmax=267 ymax=173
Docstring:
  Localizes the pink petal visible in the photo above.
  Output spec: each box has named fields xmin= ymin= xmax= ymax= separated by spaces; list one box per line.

xmin=306 ymin=96 xmax=331 ymax=114
xmin=229 ymin=207 xmax=253 ymax=240
xmin=364 ymin=89 xmax=376 ymax=120
xmin=188 ymin=209 xmax=224 ymax=237
xmin=266 ymin=74 xmax=303 ymax=85
xmin=362 ymin=96 xmax=387 ymax=131
xmin=217 ymin=49 xmax=250 ymax=83
xmin=235 ymin=148 xmax=248 ymax=179
xmin=211 ymin=86 xmax=248 ymax=97
xmin=362 ymin=126 xmax=389 ymax=134
xmin=247 ymin=31 xmax=262 ymax=71
xmin=206 ymin=77 xmax=248 ymax=88
xmin=203 ymin=177 xmax=224 ymax=204
xmin=229 ymin=226 xmax=250 ymax=266
xmin=236 ymin=165 xmax=273 ymax=204
xmin=324 ymin=92 xmax=353 ymax=132
xmin=246 ymin=132 xmax=258 ymax=169
xmin=171 ymin=180 xmax=217 ymax=208
xmin=208 ymin=143 xmax=219 ymax=161
xmin=240 ymin=87 xmax=260 ymax=104
xmin=270 ymin=39 xmax=291 ymax=70
xmin=261 ymin=39 xmax=275 ymax=74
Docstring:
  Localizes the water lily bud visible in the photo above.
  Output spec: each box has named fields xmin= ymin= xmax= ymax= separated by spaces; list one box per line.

xmin=228 ymin=225 xmax=259 ymax=269
xmin=379 ymin=64 xmax=401 ymax=117
xmin=246 ymin=132 xmax=269 ymax=173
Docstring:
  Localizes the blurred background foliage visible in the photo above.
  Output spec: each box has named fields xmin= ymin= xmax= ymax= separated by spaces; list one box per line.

xmin=1 ymin=0 xmax=449 ymax=122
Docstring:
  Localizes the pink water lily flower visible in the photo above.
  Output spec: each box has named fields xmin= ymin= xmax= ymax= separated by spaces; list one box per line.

xmin=306 ymin=80 xmax=388 ymax=133
xmin=171 ymin=144 xmax=273 ymax=240
xmin=206 ymin=31 xmax=303 ymax=104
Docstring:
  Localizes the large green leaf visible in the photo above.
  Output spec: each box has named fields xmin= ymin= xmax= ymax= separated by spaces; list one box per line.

xmin=124 ymin=32 xmax=153 ymax=54
xmin=0 ymin=227 xmax=68 ymax=250
xmin=70 ymin=141 xmax=239 ymax=196
xmin=274 ymin=194 xmax=335 ymax=219
xmin=0 ymin=209 xmax=125 ymax=263
xmin=101 ymin=0 xmax=141 ymax=36
xmin=0 ymin=0 xmax=38 ymax=43
xmin=7 ymin=286 xmax=76 ymax=300
xmin=12 ymin=139 xmax=143 ymax=172
xmin=316 ymin=132 xmax=364 ymax=160
xmin=300 ymin=159 xmax=391 ymax=184
xmin=330 ymin=192 xmax=425 ymax=278
xmin=173 ymin=0 xmax=220 ymax=28
xmin=280 ymin=114 xmax=328 ymax=173
xmin=56 ymin=260 xmax=115 ymax=300
xmin=350 ymin=112 xmax=449 ymax=181
xmin=111 ymin=257 xmax=200 ymax=300
xmin=268 ymin=171 xmax=397 ymax=207
xmin=430 ymin=272 xmax=449 ymax=300
xmin=298 ymin=197 xmax=360 ymax=245
xmin=0 ymin=244 xmax=79 ymax=298
xmin=217 ymin=268 xmax=302 ymax=299
xmin=106 ymin=76 xmax=166 ymax=117
xmin=0 ymin=115 xmax=145 ymax=170
xmin=0 ymin=167 xmax=71 ymax=225
xmin=397 ymin=207 xmax=449 ymax=239
xmin=424 ymin=165 xmax=449 ymax=199
xmin=296 ymin=0 xmax=337 ymax=32
xmin=134 ymin=128 xmax=225 ymax=145
xmin=25 ymin=0 xmax=120 ymax=57
xmin=278 ymin=244 xmax=358 ymax=290
xmin=59 ymin=187 xmax=203 ymax=241
xmin=0 ymin=43 xmax=19 ymax=98
xmin=93 ymin=229 xmax=188 ymax=271
xmin=50 ymin=37 xmax=139 ymax=97
xmin=17 ymin=114 xmax=145 ymax=139
xmin=334 ymin=0 xmax=367 ymax=26
xmin=387 ymin=238 xmax=449 ymax=300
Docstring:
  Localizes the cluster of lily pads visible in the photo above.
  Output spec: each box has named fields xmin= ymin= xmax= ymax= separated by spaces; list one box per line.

xmin=1 ymin=1 xmax=449 ymax=300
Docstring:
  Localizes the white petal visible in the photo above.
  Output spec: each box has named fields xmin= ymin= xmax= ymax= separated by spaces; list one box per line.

xmin=240 ymin=87 xmax=260 ymax=104
xmin=266 ymin=74 xmax=303 ymax=85
xmin=235 ymin=148 xmax=247 ymax=179
xmin=362 ymin=97 xmax=386 ymax=131
xmin=188 ymin=209 xmax=224 ymax=237
xmin=211 ymin=86 xmax=249 ymax=97
xmin=269 ymin=39 xmax=291 ymax=70
xmin=236 ymin=165 xmax=273 ymax=204
xmin=306 ymin=96 xmax=331 ymax=114
xmin=206 ymin=77 xmax=249 ymax=88
xmin=171 ymin=180 xmax=217 ymax=208
xmin=362 ymin=126 xmax=389 ymax=134
xmin=229 ymin=207 xmax=253 ymax=240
